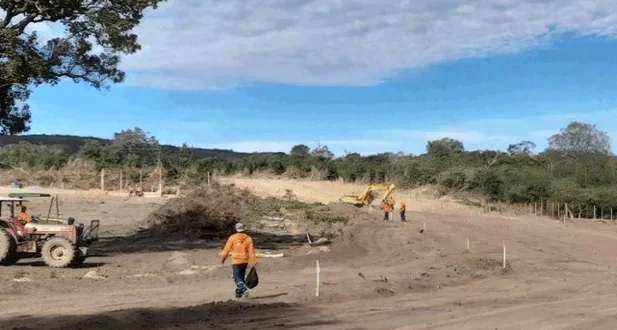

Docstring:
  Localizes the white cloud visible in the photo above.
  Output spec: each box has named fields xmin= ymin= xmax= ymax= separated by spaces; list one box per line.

xmin=120 ymin=0 xmax=617 ymax=89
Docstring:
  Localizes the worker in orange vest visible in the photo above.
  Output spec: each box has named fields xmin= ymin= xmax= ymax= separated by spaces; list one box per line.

xmin=17 ymin=205 xmax=32 ymax=224
xmin=399 ymin=201 xmax=407 ymax=222
xmin=221 ymin=223 xmax=258 ymax=299
xmin=382 ymin=196 xmax=395 ymax=221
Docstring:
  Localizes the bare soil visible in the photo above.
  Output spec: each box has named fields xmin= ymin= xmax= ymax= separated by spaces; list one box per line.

xmin=2 ymin=179 xmax=617 ymax=330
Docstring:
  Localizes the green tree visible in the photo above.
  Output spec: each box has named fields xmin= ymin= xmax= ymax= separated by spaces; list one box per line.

xmin=0 ymin=0 xmax=166 ymax=134
xmin=311 ymin=144 xmax=334 ymax=159
xmin=290 ymin=144 xmax=310 ymax=157
xmin=164 ymin=143 xmax=195 ymax=183
xmin=547 ymin=122 xmax=611 ymax=155
xmin=426 ymin=138 xmax=465 ymax=157
xmin=110 ymin=127 xmax=160 ymax=167
xmin=0 ymin=141 xmax=68 ymax=174
xmin=507 ymin=141 xmax=536 ymax=155
xmin=288 ymin=144 xmax=311 ymax=173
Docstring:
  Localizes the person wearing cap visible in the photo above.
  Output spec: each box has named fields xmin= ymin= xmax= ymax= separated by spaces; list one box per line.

xmin=220 ymin=222 xmax=258 ymax=299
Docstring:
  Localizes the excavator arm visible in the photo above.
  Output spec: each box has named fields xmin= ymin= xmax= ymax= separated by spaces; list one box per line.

xmin=340 ymin=184 xmax=396 ymax=207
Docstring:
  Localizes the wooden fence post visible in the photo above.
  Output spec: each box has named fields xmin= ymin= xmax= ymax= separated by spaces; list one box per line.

xmin=100 ymin=168 xmax=105 ymax=191
xmin=502 ymin=241 xmax=507 ymax=269
xmin=594 ymin=205 xmax=597 ymax=220
xmin=158 ymin=166 xmax=163 ymax=196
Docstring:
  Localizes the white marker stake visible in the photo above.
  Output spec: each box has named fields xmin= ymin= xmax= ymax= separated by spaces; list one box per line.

xmin=316 ymin=260 xmax=320 ymax=297
xmin=502 ymin=240 xmax=506 ymax=269
xmin=423 ymin=222 xmax=426 ymax=231
xmin=467 ymin=237 xmax=470 ymax=251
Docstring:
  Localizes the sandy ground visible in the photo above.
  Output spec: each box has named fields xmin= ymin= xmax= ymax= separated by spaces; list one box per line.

xmin=1 ymin=179 xmax=617 ymax=329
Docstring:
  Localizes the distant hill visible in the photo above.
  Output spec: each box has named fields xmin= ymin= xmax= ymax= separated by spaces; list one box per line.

xmin=0 ymin=134 xmax=283 ymax=160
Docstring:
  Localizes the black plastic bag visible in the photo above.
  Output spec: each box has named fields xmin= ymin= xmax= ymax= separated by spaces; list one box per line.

xmin=245 ymin=267 xmax=259 ymax=289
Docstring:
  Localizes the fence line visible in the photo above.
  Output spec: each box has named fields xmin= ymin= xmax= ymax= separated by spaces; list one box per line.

xmin=528 ymin=200 xmax=616 ymax=221
xmin=410 ymin=192 xmax=616 ymax=222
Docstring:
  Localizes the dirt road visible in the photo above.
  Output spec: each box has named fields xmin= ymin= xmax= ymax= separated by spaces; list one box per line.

xmin=1 ymin=179 xmax=617 ymax=329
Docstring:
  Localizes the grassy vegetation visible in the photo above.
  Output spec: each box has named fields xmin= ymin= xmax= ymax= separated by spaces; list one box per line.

xmin=306 ymin=211 xmax=349 ymax=225
xmin=247 ymin=196 xmax=322 ymax=217
xmin=2 ymin=121 xmax=616 ymax=218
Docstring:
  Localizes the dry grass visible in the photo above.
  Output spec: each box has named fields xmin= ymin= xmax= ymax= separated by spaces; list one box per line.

xmin=0 ymin=162 xmax=165 ymax=192
xmin=0 ymin=165 xmax=543 ymax=223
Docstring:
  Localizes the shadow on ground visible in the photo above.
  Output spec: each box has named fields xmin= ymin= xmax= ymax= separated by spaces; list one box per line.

xmin=93 ymin=231 xmax=312 ymax=255
xmin=15 ymin=261 xmax=108 ymax=268
xmin=3 ymin=300 xmax=340 ymax=330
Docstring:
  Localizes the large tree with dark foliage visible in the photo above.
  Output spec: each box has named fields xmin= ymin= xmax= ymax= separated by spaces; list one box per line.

xmin=0 ymin=0 xmax=165 ymax=135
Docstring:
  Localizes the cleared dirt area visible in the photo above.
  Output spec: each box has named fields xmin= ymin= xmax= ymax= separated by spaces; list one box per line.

xmin=2 ymin=179 xmax=617 ymax=329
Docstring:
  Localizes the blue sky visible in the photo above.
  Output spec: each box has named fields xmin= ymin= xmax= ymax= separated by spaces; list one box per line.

xmin=19 ymin=1 xmax=617 ymax=155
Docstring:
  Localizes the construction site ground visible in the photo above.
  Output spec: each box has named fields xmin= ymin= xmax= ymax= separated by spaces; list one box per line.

xmin=2 ymin=178 xmax=617 ymax=329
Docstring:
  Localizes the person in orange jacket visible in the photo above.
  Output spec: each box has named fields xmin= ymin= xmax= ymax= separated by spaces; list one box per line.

xmin=399 ymin=201 xmax=407 ymax=222
xmin=221 ymin=222 xmax=258 ymax=298
xmin=17 ymin=205 xmax=32 ymax=224
xmin=382 ymin=196 xmax=395 ymax=221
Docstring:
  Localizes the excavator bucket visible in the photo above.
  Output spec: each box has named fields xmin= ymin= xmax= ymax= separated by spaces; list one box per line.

xmin=340 ymin=196 xmax=369 ymax=207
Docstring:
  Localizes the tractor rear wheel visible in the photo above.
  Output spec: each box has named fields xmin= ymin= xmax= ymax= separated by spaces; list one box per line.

xmin=0 ymin=229 xmax=18 ymax=266
xmin=41 ymin=237 xmax=76 ymax=268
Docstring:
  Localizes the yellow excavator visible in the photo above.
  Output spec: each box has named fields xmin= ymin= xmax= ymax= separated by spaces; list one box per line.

xmin=340 ymin=184 xmax=396 ymax=207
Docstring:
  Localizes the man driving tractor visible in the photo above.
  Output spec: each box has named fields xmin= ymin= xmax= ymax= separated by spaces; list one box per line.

xmin=17 ymin=205 xmax=32 ymax=223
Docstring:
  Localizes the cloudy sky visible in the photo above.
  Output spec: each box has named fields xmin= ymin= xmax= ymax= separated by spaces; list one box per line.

xmin=16 ymin=0 xmax=617 ymax=155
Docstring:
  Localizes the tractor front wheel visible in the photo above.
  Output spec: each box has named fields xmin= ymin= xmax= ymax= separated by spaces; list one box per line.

xmin=41 ymin=237 xmax=76 ymax=268
xmin=70 ymin=253 xmax=87 ymax=267
xmin=0 ymin=229 xmax=18 ymax=266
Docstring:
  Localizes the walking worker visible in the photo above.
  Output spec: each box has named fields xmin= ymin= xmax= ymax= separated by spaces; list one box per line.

xmin=220 ymin=222 xmax=258 ymax=299
xmin=399 ymin=200 xmax=407 ymax=222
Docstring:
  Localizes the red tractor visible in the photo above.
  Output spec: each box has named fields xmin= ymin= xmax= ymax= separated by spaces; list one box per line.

xmin=0 ymin=194 xmax=99 ymax=268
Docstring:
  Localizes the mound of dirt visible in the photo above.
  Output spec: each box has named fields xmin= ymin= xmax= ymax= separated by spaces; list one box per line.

xmin=137 ymin=183 xmax=255 ymax=240
xmin=161 ymin=252 xmax=195 ymax=272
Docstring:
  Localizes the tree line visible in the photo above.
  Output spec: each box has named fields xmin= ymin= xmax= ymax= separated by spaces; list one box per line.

xmin=1 ymin=122 xmax=616 ymax=215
